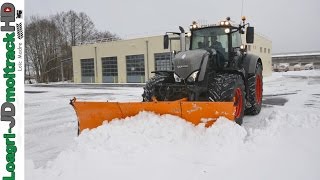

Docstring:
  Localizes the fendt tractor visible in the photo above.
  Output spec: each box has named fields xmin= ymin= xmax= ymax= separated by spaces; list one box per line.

xmin=71 ymin=17 xmax=263 ymax=134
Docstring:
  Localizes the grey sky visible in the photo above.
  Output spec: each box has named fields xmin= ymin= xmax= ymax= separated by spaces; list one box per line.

xmin=26 ymin=0 xmax=320 ymax=53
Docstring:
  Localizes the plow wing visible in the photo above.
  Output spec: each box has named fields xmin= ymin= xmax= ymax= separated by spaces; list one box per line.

xmin=70 ymin=98 xmax=235 ymax=133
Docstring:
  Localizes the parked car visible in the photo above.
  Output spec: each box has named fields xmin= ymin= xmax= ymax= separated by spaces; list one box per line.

xmin=293 ymin=64 xmax=301 ymax=71
xmin=277 ymin=63 xmax=290 ymax=72
xmin=304 ymin=64 xmax=314 ymax=70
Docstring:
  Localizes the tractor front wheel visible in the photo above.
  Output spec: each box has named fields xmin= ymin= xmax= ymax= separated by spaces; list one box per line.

xmin=142 ymin=74 xmax=174 ymax=101
xmin=245 ymin=62 xmax=263 ymax=115
xmin=208 ymin=74 xmax=246 ymax=125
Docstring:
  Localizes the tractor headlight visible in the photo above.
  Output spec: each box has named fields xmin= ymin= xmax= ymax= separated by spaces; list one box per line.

xmin=174 ymin=73 xmax=182 ymax=82
xmin=225 ymin=28 xmax=230 ymax=33
xmin=187 ymin=71 xmax=199 ymax=82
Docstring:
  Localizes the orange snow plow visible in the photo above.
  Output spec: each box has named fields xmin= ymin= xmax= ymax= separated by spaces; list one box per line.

xmin=70 ymin=98 xmax=235 ymax=134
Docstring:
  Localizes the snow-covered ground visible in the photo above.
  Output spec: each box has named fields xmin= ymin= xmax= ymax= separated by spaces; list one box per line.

xmin=25 ymin=70 xmax=320 ymax=180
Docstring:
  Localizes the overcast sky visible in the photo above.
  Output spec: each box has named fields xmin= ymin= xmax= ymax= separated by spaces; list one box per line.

xmin=26 ymin=0 xmax=320 ymax=53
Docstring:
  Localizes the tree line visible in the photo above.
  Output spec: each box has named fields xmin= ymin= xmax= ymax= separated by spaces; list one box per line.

xmin=25 ymin=10 xmax=119 ymax=83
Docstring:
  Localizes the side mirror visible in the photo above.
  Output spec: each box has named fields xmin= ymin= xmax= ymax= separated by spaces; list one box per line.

xmin=163 ymin=35 xmax=169 ymax=49
xmin=246 ymin=27 xmax=254 ymax=44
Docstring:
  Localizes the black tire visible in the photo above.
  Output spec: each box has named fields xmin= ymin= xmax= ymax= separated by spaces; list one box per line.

xmin=245 ymin=62 xmax=263 ymax=115
xmin=142 ymin=75 xmax=173 ymax=101
xmin=208 ymin=74 xmax=246 ymax=125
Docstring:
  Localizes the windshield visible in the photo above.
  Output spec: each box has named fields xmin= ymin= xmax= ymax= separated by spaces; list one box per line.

xmin=190 ymin=27 xmax=242 ymax=51
xmin=191 ymin=27 xmax=228 ymax=50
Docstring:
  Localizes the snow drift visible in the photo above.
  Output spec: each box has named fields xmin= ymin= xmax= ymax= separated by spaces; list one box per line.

xmin=25 ymin=70 xmax=320 ymax=180
xmin=27 ymin=109 xmax=320 ymax=180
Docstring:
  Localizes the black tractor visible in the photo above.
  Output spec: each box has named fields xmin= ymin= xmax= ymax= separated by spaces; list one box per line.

xmin=142 ymin=17 xmax=263 ymax=125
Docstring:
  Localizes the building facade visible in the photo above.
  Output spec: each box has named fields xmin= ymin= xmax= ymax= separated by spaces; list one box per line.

xmin=72 ymin=34 xmax=272 ymax=83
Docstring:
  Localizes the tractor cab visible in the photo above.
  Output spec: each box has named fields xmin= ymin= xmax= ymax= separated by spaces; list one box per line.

xmin=164 ymin=17 xmax=255 ymax=62
xmin=189 ymin=26 xmax=240 ymax=60
xmin=188 ymin=18 xmax=254 ymax=62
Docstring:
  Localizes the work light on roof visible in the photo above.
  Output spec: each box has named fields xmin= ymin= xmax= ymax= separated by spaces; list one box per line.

xmin=190 ymin=21 xmax=199 ymax=29
xmin=220 ymin=18 xmax=231 ymax=26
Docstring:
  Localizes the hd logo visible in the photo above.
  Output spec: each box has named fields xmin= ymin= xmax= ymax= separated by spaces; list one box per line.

xmin=1 ymin=3 xmax=15 ymax=32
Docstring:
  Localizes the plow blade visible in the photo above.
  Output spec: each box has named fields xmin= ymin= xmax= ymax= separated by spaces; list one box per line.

xmin=70 ymin=98 xmax=235 ymax=133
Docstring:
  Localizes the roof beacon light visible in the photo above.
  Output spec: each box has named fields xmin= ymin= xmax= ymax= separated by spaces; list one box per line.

xmin=242 ymin=16 xmax=246 ymax=23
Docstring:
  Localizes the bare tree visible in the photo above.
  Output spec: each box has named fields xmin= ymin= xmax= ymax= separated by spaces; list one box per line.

xmin=92 ymin=30 xmax=121 ymax=41
xmin=78 ymin=12 xmax=95 ymax=43
xmin=26 ymin=10 xmax=120 ymax=83
xmin=25 ymin=16 xmax=61 ymax=83
xmin=53 ymin=10 xmax=97 ymax=46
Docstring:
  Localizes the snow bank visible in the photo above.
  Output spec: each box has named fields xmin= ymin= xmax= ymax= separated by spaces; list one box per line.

xmin=27 ymin=110 xmax=320 ymax=180
xmin=273 ymin=69 xmax=320 ymax=77
xmin=236 ymin=110 xmax=320 ymax=180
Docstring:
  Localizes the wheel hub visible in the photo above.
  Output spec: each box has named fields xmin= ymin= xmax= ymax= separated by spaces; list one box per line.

xmin=234 ymin=88 xmax=243 ymax=119
xmin=255 ymin=75 xmax=262 ymax=104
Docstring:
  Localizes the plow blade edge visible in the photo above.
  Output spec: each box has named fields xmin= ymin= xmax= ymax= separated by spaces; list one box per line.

xmin=71 ymin=99 xmax=235 ymax=133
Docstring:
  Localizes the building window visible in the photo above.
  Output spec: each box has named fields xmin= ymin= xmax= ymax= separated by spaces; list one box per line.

xmin=247 ymin=45 xmax=251 ymax=51
xmin=102 ymin=56 xmax=118 ymax=83
xmin=264 ymin=48 xmax=266 ymax=53
xmin=268 ymin=48 xmax=270 ymax=54
xmin=126 ymin=54 xmax=145 ymax=83
xmin=260 ymin=47 xmax=263 ymax=53
xmin=81 ymin=58 xmax=95 ymax=83
xmin=154 ymin=52 xmax=172 ymax=71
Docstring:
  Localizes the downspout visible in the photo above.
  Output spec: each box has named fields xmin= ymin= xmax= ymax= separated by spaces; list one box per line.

xmin=145 ymin=40 xmax=149 ymax=80
xmin=169 ymin=39 xmax=172 ymax=60
xmin=94 ymin=46 xmax=98 ymax=82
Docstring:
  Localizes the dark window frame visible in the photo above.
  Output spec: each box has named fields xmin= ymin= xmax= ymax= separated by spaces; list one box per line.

xmin=81 ymin=58 xmax=95 ymax=77
xmin=154 ymin=52 xmax=172 ymax=71
xmin=126 ymin=54 xmax=145 ymax=76
xmin=102 ymin=56 xmax=118 ymax=76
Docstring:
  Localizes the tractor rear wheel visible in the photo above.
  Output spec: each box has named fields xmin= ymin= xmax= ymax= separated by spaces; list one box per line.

xmin=245 ymin=62 xmax=263 ymax=115
xmin=208 ymin=74 xmax=246 ymax=125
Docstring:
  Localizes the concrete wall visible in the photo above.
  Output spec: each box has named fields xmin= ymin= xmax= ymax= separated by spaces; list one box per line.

xmin=242 ymin=33 xmax=272 ymax=76
xmin=73 ymin=33 xmax=272 ymax=83
xmin=73 ymin=36 xmax=181 ymax=83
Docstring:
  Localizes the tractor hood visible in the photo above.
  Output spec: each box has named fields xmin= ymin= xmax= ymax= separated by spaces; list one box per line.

xmin=173 ymin=49 xmax=210 ymax=79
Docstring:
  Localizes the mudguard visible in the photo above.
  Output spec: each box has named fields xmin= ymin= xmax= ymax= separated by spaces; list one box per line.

xmin=243 ymin=53 xmax=262 ymax=75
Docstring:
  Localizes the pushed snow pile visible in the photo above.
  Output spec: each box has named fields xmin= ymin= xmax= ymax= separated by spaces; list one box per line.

xmin=78 ymin=111 xmax=247 ymax=150
xmin=274 ymin=69 xmax=320 ymax=77
xmin=27 ymin=111 xmax=320 ymax=180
